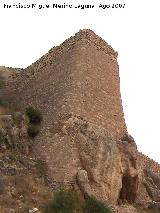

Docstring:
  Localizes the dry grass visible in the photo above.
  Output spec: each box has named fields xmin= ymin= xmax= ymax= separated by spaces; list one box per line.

xmin=0 ymin=148 xmax=52 ymax=213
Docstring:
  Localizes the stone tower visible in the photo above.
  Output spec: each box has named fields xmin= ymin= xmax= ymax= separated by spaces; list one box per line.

xmin=3 ymin=30 xmax=160 ymax=208
xmin=5 ymin=29 xmax=127 ymax=140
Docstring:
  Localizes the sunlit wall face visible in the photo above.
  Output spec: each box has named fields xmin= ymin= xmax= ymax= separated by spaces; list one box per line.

xmin=0 ymin=0 xmax=160 ymax=162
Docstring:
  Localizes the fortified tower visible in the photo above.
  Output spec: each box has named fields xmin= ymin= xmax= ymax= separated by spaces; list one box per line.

xmin=3 ymin=30 xmax=160 ymax=208
xmin=6 ymin=29 xmax=127 ymax=140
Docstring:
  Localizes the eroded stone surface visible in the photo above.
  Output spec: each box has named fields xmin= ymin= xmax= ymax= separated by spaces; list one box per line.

xmin=35 ymin=115 xmax=138 ymax=205
xmin=0 ymin=112 xmax=29 ymax=152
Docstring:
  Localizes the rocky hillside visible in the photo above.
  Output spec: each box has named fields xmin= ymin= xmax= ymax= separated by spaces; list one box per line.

xmin=0 ymin=106 xmax=52 ymax=213
xmin=1 ymin=30 xmax=160 ymax=213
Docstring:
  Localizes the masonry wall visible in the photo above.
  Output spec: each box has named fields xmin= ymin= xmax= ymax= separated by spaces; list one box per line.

xmin=4 ymin=30 xmax=127 ymax=140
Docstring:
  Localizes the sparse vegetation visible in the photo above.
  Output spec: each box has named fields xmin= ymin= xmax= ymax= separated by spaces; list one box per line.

xmin=25 ymin=106 xmax=42 ymax=138
xmin=44 ymin=190 xmax=112 ymax=213
xmin=84 ymin=196 xmax=112 ymax=213
xmin=0 ymin=149 xmax=52 ymax=212
xmin=25 ymin=106 xmax=42 ymax=124
xmin=27 ymin=124 xmax=40 ymax=138
xmin=45 ymin=189 xmax=81 ymax=213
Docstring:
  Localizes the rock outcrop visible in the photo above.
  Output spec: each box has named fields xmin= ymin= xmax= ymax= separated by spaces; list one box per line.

xmin=0 ymin=66 xmax=20 ymax=82
xmin=35 ymin=114 xmax=138 ymax=205
xmin=0 ymin=112 xmax=29 ymax=152
xmin=143 ymin=168 xmax=160 ymax=201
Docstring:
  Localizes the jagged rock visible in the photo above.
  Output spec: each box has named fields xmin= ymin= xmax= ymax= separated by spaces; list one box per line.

xmin=118 ymin=139 xmax=137 ymax=176
xmin=144 ymin=168 xmax=160 ymax=189
xmin=76 ymin=117 xmax=139 ymax=204
xmin=77 ymin=169 xmax=92 ymax=198
xmin=0 ymin=126 xmax=17 ymax=148
xmin=10 ymin=186 xmax=16 ymax=197
xmin=76 ymin=118 xmax=122 ymax=204
xmin=29 ymin=208 xmax=39 ymax=213
xmin=144 ymin=168 xmax=160 ymax=201
xmin=8 ymin=126 xmax=19 ymax=148
xmin=0 ymin=160 xmax=5 ymax=168
xmin=12 ymin=111 xmax=25 ymax=127
xmin=0 ymin=115 xmax=13 ymax=128
xmin=0 ymin=66 xmax=20 ymax=81
xmin=117 ymin=138 xmax=138 ymax=203
xmin=0 ymin=127 xmax=12 ymax=148
xmin=37 ymin=115 xmax=138 ymax=205
xmin=0 ymin=112 xmax=29 ymax=152
xmin=121 ymin=133 xmax=136 ymax=144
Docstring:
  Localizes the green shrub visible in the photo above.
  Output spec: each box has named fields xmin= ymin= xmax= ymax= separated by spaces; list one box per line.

xmin=25 ymin=106 xmax=42 ymax=124
xmin=84 ymin=196 xmax=112 ymax=213
xmin=49 ymin=189 xmax=78 ymax=213
xmin=27 ymin=124 xmax=40 ymax=138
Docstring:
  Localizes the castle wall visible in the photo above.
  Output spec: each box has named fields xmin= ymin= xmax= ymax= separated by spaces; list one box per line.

xmin=4 ymin=30 xmax=127 ymax=140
